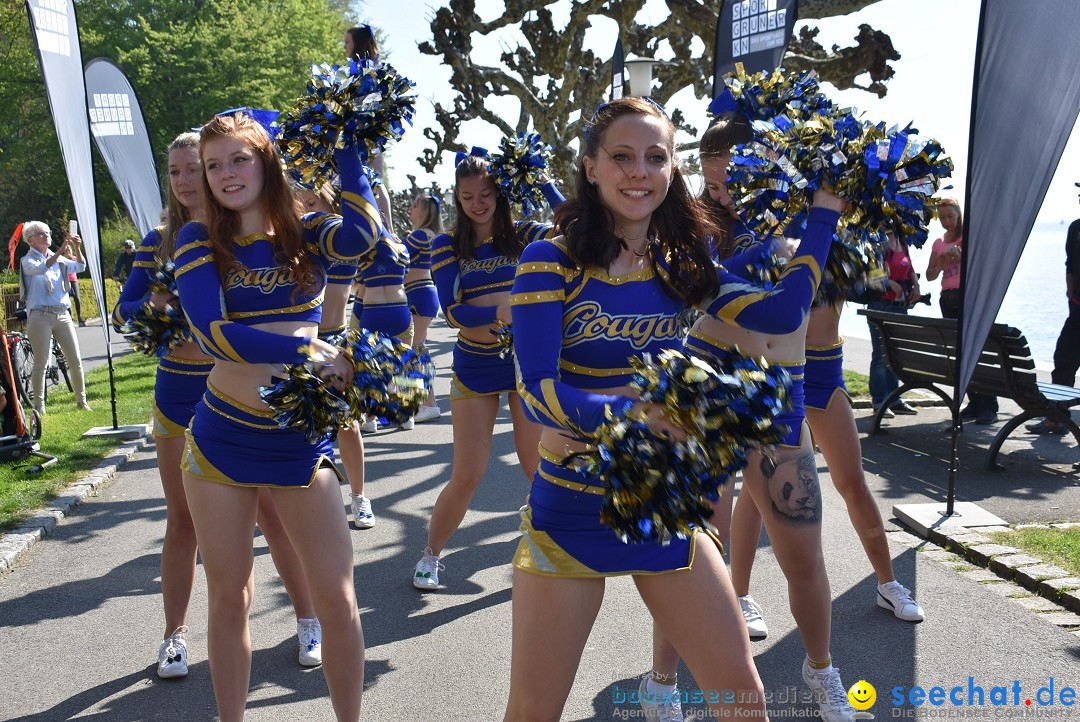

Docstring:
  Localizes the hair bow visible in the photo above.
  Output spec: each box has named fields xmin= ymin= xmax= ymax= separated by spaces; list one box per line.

xmin=455 ymin=146 xmax=489 ymax=166
xmin=429 ymin=194 xmax=441 ymax=210
xmin=707 ymin=90 xmax=737 ymax=117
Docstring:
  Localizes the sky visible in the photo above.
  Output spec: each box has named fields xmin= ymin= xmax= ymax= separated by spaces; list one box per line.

xmin=361 ymin=0 xmax=1080 ymax=224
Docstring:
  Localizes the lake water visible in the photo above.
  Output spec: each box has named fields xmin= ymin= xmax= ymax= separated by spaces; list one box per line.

xmin=839 ymin=221 xmax=1072 ymax=365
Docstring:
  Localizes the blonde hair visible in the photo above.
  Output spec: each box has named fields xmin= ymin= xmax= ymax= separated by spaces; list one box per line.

xmin=159 ymin=132 xmax=201 ymax=263
xmin=937 ymin=197 xmax=963 ymax=242
xmin=411 ymin=194 xmax=441 ymax=234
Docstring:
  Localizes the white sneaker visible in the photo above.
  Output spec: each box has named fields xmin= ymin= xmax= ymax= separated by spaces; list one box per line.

xmin=399 ymin=417 xmax=415 ymax=430
xmin=413 ymin=405 xmax=441 ymax=423
xmin=157 ymin=625 xmax=189 ymax=679
xmin=297 ymin=618 xmax=322 ymax=667
xmin=877 ymin=580 xmax=925 ymax=622
xmin=413 ymin=548 xmax=444 ymax=590
xmin=738 ymin=595 xmax=768 ymax=640
xmin=360 ymin=418 xmax=378 ymax=433
xmin=802 ymin=658 xmax=855 ymax=722
xmin=351 ymin=494 xmax=375 ymax=529
xmin=638 ymin=676 xmax=684 ymax=721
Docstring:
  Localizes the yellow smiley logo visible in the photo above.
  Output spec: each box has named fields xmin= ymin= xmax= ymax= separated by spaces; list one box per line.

xmin=848 ymin=680 xmax=876 ymax=711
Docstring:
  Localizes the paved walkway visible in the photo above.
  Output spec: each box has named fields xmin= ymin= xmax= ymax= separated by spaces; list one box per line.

xmin=1 ymin=319 xmax=1078 ymax=721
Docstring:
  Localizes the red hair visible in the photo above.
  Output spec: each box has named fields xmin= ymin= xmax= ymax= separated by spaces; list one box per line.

xmin=199 ymin=114 xmax=319 ymax=298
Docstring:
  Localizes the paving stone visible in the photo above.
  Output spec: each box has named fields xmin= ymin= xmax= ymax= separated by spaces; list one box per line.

xmin=1039 ymin=577 xmax=1080 ymax=595
xmin=1013 ymin=564 xmax=1074 ymax=587
xmin=921 ymin=549 xmax=965 ymax=564
xmin=1051 ymin=522 xmax=1080 ymax=529
xmin=1013 ymin=596 xmax=1063 ymax=612
xmin=989 ymin=554 xmax=1044 ymax=576
xmin=944 ymin=533 xmax=993 ymax=548
xmin=1040 ymin=612 xmax=1080 ymax=627
xmin=1015 ymin=523 xmax=1051 ymax=530
xmin=966 ymin=544 xmax=1021 ymax=565
xmin=960 ymin=569 xmax=1002 ymax=583
xmin=980 ymin=581 xmax=1027 ymax=597
xmin=979 ymin=525 xmax=1012 ymax=534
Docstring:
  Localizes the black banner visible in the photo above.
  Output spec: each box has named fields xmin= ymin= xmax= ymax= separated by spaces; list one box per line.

xmin=713 ymin=0 xmax=799 ymax=96
xmin=611 ymin=37 xmax=625 ymax=101
xmin=85 ymin=58 xmax=162 ymax=239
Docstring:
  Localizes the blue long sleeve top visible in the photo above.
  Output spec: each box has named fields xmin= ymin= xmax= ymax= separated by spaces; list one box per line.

xmin=173 ymin=150 xmax=382 ymax=364
xmin=510 ymin=206 xmax=840 ymax=435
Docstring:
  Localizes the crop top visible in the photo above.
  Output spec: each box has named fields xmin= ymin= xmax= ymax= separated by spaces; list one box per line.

xmin=403 ymin=228 xmax=435 ymax=273
xmin=111 ymin=228 xmax=165 ymax=332
xmin=430 ymin=220 xmax=556 ymax=329
xmin=358 ymin=234 xmax=409 ymax=288
xmin=173 ymin=149 xmax=381 ymax=364
xmin=510 ymin=206 xmax=840 ymax=435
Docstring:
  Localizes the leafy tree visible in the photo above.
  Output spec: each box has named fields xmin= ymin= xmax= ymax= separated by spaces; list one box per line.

xmin=420 ymin=0 xmax=897 ymax=187
xmin=0 ymin=0 xmax=357 ymax=267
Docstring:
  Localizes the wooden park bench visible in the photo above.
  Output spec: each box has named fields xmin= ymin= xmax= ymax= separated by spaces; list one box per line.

xmin=858 ymin=309 xmax=1080 ymax=469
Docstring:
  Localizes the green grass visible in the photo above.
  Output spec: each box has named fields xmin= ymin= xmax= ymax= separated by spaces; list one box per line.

xmin=990 ymin=527 xmax=1080 ymax=578
xmin=0 ymin=352 xmax=157 ymax=532
xmin=843 ymin=369 xmax=870 ymax=398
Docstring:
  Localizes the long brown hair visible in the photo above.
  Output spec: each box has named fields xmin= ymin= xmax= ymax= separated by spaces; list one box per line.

xmin=451 ymin=155 xmax=517 ymax=261
xmin=698 ymin=111 xmax=752 ymax=261
xmin=346 ymin=25 xmax=378 ymax=61
xmin=158 ymin=132 xmax=200 ymax=264
xmin=198 ymin=113 xmax=319 ymax=297
xmin=411 ymin=193 xmax=442 ymax=234
xmin=555 ymin=97 xmax=718 ymax=305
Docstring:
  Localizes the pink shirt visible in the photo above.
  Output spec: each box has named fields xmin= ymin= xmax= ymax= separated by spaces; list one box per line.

xmin=932 ymin=235 xmax=962 ymax=291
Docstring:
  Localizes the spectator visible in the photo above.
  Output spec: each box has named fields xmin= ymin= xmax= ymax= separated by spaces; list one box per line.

xmin=868 ymin=231 xmax=922 ymax=416
xmin=19 ymin=221 xmax=91 ymax=413
xmin=927 ymin=198 xmax=998 ymax=424
xmin=1027 ymin=184 xmax=1080 ymax=434
xmin=113 ymin=238 xmax=136 ymax=282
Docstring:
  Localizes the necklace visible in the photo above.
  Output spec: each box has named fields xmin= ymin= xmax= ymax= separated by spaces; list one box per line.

xmin=632 ymin=246 xmax=649 ymax=257
xmin=618 ymin=233 xmax=651 ymax=257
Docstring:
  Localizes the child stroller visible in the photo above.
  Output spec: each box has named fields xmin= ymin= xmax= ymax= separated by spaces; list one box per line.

xmin=0 ymin=329 xmax=56 ymax=472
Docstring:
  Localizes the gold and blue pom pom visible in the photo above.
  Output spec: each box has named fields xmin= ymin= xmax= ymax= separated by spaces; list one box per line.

xmin=348 ymin=328 xmax=432 ymax=425
xmin=122 ymin=302 xmax=192 ymax=357
xmin=493 ymin=320 xmax=514 ymax=359
xmin=489 ymin=132 xmax=552 ymax=217
xmin=720 ymin=66 xmax=952 ymax=242
xmin=567 ymin=349 xmax=791 ymax=544
xmin=122 ymin=262 xmax=191 ymax=357
xmin=259 ymin=362 xmax=353 ymax=443
xmin=274 ymin=59 xmax=416 ymax=188
xmin=816 ymin=225 xmax=889 ymax=305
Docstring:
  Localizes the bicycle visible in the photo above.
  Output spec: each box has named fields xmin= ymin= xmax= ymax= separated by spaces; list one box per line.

xmin=8 ymin=330 xmax=73 ymax=406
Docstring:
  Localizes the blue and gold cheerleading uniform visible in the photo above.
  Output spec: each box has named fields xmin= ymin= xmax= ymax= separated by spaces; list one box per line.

xmin=111 ymin=228 xmax=214 ymax=438
xmin=430 ymin=221 xmax=555 ymax=399
xmin=403 ymin=228 xmax=440 ymax=318
xmin=509 ymin=206 xmax=840 ymax=577
xmin=691 ymin=221 xmax=813 ymax=447
xmin=174 ymin=158 xmax=381 ymax=488
xmin=351 ymin=234 xmax=412 ymax=339
xmin=804 ymin=335 xmax=849 ymax=411
xmin=318 ymin=256 xmax=358 ymax=342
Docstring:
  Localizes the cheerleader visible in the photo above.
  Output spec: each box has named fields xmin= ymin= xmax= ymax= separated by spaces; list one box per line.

xmin=404 ymin=193 xmax=443 ymax=423
xmin=411 ymin=150 xmax=562 ymax=590
xmin=296 ymin=183 xmax=373 ymax=528
xmin=173 ymin=114 xmax=378 ymax=721
xmin=112 ymin=132 xmax=325 ymax=679
xmin=503 ymin=97 xmax=842 ymax=721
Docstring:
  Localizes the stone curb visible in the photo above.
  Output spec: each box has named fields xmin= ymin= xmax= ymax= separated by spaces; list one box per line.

xmin=922 ymin=522 xmax=1080 ymax=617
xmin=0 ymin=429 xmax=153 ymax=577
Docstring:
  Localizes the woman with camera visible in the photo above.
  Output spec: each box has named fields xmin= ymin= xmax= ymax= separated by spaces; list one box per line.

xmin=19 ymin=222 xmax=90 ymax=414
